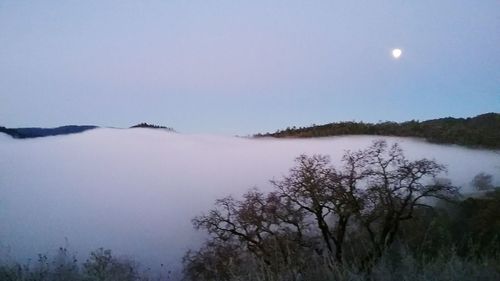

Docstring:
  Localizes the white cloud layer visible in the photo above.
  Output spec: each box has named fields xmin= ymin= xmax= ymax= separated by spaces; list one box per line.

xmin=0 ymin=129 xmax=499 ymax=274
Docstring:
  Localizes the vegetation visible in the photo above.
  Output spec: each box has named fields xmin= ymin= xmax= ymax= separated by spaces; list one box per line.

xmin=0 ymin=247 xmax=162 ymax=281
xmin=471 ymin=172 xmax=495 ymax=191
xmin=183 ymin=140 xmax=500 ymax=281
xmin=130 ymin=123 xmax=174 ymax=131
xmin=255 ymin=113 xmax=500 ymax=149
xmin=0 ymin=123 xmax=175 ymax=139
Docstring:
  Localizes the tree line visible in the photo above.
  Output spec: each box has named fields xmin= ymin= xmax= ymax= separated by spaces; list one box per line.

xmin=130 ymin=123 xmax=175 ymax=131
xmin=255 ymin=113 xmax=500 ymax=149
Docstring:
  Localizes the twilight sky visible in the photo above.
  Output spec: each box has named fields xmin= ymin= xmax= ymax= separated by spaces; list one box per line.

xmin=1 ymin=0 xmax=499 ymax=134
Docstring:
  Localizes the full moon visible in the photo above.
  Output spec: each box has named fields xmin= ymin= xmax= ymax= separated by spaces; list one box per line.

xmin=392 ymin=48 xmax=402 ymax=59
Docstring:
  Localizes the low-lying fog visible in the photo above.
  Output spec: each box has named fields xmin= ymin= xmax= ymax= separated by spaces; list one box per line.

xmin=0 ymin=129 xmax=499 ymax=274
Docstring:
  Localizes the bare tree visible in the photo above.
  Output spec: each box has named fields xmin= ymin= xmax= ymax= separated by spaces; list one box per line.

xmin=271 ymin=154 xmax=356 ymax=263
xmin=188 ymin=140 xmax=460 ymax=276
xmin=356 ymin=140 xmax=459 ymax=258
xmin=83 ymin=248 xmax=141 ymax=281
xmin=182 ymin=240 xmax=242 ymax=281
xmin=471 ymin=172 xmax=494 ymax=191
xmin=192 ymin=189 xmax=309 ymax=267
xmin=271 ymin=141 xmax=458 ymax=263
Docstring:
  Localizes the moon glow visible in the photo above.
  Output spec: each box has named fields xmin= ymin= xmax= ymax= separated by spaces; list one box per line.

xmin=392 ymin=48 xmax=402 ymax=59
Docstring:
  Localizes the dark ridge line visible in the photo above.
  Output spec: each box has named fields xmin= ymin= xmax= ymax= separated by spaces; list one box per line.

xmin=254 ymin=113 xmax=500 ymax=149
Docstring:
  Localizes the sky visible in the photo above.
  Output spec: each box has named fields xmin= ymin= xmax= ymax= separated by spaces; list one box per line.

xmin=1 ymin=0 xmax=499 ymax=135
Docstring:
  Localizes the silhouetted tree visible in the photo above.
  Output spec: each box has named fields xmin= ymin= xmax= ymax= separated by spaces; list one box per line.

xmin=192 ymin=189 xmax=309 ymax=268
xmin=271 ymin=154 xmax=359 ymax=263
xmin=355 ymin=141 xmax=459 ymax=260
xmin=471 ymin=172 xmax=494 ymax=191
xmin=182 ymin=240 xmax=243 ymax=281
xmin=83 ymin=248 xmax=140 ymax=281
xmin=186 ymin=140 xmax=465 ymax=279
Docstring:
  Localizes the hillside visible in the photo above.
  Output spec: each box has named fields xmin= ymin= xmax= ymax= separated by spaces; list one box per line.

xmin=0 ymin=123 xmax=176 ymax=139
xmin=0 ymin=125 xmax=98 ymax=139
xmin=255 ymin=113 xmax=500 ymax=149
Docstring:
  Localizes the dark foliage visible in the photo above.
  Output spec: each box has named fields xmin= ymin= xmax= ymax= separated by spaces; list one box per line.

xmin=185 ymin=186 xmax=500 ymax=280
xmin=130 ymin=123 xmax=174 ymax=131
xmin=255 ymin=113 xmax=500 ymax=148
xmin=471 ymin=172 xmax=494 ymax=191
xmin=0 ymin=247 xmax=153 ymax=281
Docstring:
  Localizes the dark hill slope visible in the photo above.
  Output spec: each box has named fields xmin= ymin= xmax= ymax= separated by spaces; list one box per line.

xmin=255 ymin=113 xmax=500 ymax=149
xmin=0 ymin=125 xmax=98 ymax=139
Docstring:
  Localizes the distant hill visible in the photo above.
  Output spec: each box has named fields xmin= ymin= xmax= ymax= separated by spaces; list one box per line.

xmin=130 ymin=123 xmax=175 ymax=131
xmin=0 ymin=123 xmax=176 ymax=139
xmin=0 ymin=125 xmax=98 ymax=139
xmin=255 ymin=113 xmax=500 ymax=149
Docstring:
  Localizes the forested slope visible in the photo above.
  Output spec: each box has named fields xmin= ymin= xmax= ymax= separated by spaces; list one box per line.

xmin=256 ymin=113 xmax=500 ymax=148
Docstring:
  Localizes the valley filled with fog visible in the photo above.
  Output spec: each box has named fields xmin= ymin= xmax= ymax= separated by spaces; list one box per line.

xmin=0 ymin=128 xmax=499 ymax=274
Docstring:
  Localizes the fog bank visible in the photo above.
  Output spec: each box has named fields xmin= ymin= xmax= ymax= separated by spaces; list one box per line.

xmin=0 ymin=129 xmax=499 ymax=274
